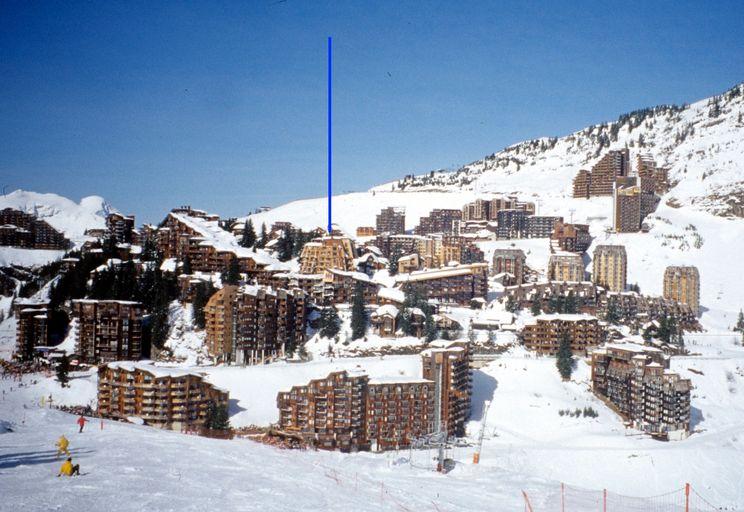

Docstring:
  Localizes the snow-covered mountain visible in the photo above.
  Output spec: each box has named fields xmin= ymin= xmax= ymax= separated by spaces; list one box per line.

xmin=0 ymin=189 xmax=112 ymax=247
xmin=377 ymin=82 xmax=744 ymax=218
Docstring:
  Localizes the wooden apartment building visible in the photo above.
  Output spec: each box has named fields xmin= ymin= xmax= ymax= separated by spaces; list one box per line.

xmin=395 ymin=263 xmax=488 ymax=305
xmin=521 ymin=313 xmax=603 ymax=355
xmin=591 ymin=342 xmax=691 ymax=438
xmin=97 ymin=361 xmax=229 ymax=430
xmin=299 ymin=236 xmax=356 ymax=274
xmin=277 ymin=343 xmax=471 ymax=451
xmin=73 ymin=300 xmax=144 ymax=364
xmin=0 ymin=208 xmax=70 ymax=250
xmin=14 ymin=300 xmax=50 ymax=360
xmin=421 ymin=341 xmax=472 ymax=437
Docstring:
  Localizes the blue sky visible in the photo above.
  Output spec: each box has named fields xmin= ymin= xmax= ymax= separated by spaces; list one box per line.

xmin=1 ymin=1 xmax=743 ymax=222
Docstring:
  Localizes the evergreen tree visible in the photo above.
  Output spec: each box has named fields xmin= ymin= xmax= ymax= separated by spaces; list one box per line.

xmin=505 ymin=296 xmax=519 ymax=313
xmin=350 ymin=282 xmax=368 ymax=340
xmin=181 ymin=255 xmax=192 ymax=275
xmin=734 ymin=310 xmax=744 ymax=333
xmin=657 ymin=315 xmax=674 ymax=344
xmin=424 ymin=314 xmax=437 ymax=343
xmin=256 ymin=223 xmax=268 ymax=249
xmin=221 ymin=258 xmax=241 ymax=285
xmin=56 ymin=354 xmax=71 ymax=388
xmin=397 ymin=311 xmax=411 ymax=336
xmin=205 ymin=401 xmax=230 ymax=430
xmin=319 ymin=307 xmax=341 ymax=339
xmin=531 ymin=300 xmax=542 ymax=316
xmin=605 ymin=296 xmax=620 ymax=324
xmin=277 ymin=230 xmax=294 ymax=262
xmin=192 ymin=282 xmax=214 ymax=329
xmin=388 ymin=248 xmax=401 ymax=276
xmin=241 ymin=219 xmax=257 ymax=248
xmin=440 ymin=329 xmax=452 ymax=340
xmin=556 ymin=333 xmax=574 ymax=381
xmin=564 ymin=291 xmax=577 ymax=314
xmin=141 ymin=238 xmax=158 ymax=262
xmin=292 ymin=230 xmax=311 ymax=258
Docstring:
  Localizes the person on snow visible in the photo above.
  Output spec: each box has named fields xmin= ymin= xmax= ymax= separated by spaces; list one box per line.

xmin=57 ymin=457 xmax=80 ymax=477
xmin=55 ymin=435 xmax=70 ymax=458
xmin=77 ymin=415 xmax=88 ymax=433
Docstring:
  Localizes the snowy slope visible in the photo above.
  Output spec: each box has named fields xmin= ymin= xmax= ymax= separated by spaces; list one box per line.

xmin=2 ymin=335 xmax=742 ymax=510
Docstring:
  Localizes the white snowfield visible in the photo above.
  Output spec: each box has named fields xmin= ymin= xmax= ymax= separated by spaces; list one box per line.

xmin=2 ymin=332 xmax=744 ymax=511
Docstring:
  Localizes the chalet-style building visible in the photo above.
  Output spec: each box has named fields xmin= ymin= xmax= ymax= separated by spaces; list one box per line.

xmin=375 ymin=233 xmax=422 ymax=259
xmin=0 ymin=208 xmax=70 ymax=250
xmin=97 ymin=361 xmax=229 ymax=430
xmin=14 ymin=300 xmax=50 ymax=360
xmin=370 ymin=304 xmax=399 ymax=337
xmin=354 ymin=252 xmax=388 ymax=276
xmin=521 ymin=313 xmax=603 ymax=355
xmin=73 ymin=300 xmax=144 ymax=364
xmin=376 ymin=207 xmax=406 ymax=235
xmin=598 ymin=292 xmax=699 ymax=331
xmin=663 ymin=266 xmax=700 ymax=316
xmin=395 ymin=263 xmax=488 ymax=305
xmin=591 ymin=342 xmax=691 ymax=439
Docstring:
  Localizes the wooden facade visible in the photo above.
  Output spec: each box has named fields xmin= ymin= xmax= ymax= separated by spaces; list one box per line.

xmin=73 ymin=300 xmax=144 ymax=364
xmin=521 ymin=314 xmax=602 ymax=355
xmin=591 ymin=343 xmax=691 ymax=438
xmin=0 ymin=208 xmax=70 ymax=250
xmin=98 ymin=362 xmax=229 ymax=430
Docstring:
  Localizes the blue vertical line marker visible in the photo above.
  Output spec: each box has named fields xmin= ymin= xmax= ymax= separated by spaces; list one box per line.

xmin=327 ymin=36 xmax=333 ymax=234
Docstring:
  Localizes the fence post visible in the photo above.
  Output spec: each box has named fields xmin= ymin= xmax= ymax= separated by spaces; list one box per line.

xmin=561 ymin=482 xmax=565 ymax=512
xmin=603 ymin=488 xmax=607 ymax=512
xmin=685 ymin=483 xmax=690 ymax=512
xmin=522 ymin=491 xmax=534 ymax=512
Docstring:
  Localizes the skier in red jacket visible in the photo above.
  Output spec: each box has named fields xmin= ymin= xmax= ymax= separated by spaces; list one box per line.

xmin=77 ymin=415 xmax=88 ymax=433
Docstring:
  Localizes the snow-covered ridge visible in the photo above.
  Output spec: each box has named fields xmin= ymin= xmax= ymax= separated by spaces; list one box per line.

xmin=376 ymin=82 xmax=744 ymax=217
xmin=0 ymin=189 xmax=112 ymax=246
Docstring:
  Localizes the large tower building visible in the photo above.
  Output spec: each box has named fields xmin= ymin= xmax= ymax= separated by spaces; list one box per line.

xmin=613 ymin=182 xmax=642 ymax=233
xmin=376 ymin=207 xmax=406 ymax=235
xmin=592 ymin=245 xmax=627 ymax=292
xmin=663 ymin=266 xmax=700 ymax=316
